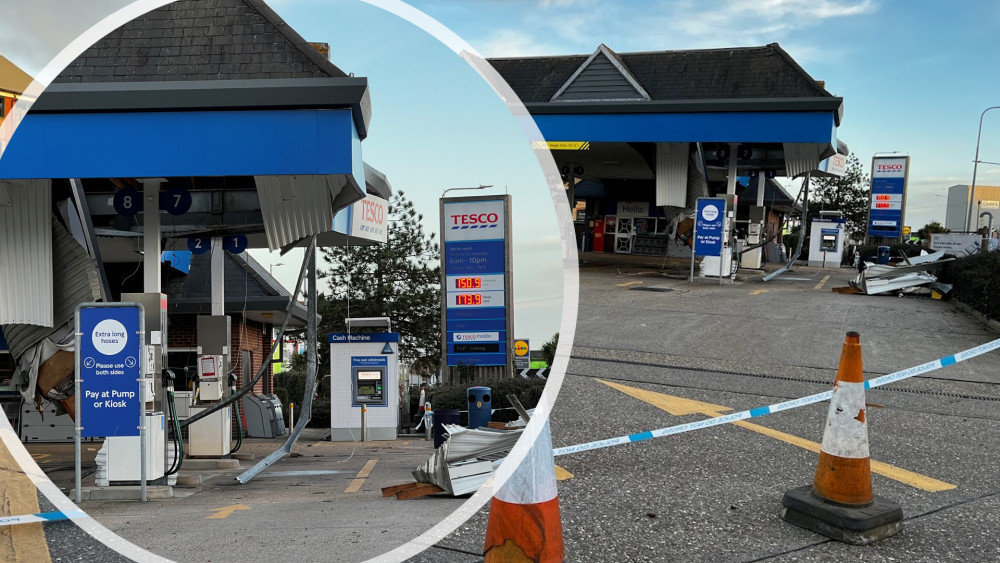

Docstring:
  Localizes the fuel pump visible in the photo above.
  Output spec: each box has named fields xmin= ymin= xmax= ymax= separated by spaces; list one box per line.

xmin=188 ymin=315 xmax=232 ymax=457
xmin=740 ymin=206 xmax=767 ymax=269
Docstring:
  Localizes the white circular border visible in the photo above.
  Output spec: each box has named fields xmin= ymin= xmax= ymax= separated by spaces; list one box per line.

xmin=0 ymin=1 xmax=579 ymax=563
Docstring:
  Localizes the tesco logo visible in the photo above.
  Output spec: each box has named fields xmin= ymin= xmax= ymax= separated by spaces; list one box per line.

xmin=360 ymin=199 xmax=384 ymax=225
xmin=450 ymin=213 xmax=499 ymax=226
xmin=877 ymin=164 xmax=904 ymax=171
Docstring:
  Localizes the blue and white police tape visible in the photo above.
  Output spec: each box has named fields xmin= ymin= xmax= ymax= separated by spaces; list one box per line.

xmin=0 ymin=509 xmax=88 ymax=527
xmin=553 ymin=336 xmax=1000 ymax=457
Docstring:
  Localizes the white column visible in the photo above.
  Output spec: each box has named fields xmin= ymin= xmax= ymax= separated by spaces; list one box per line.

xmin=211 ymin=237 xmax=224 ymax=316
xmin=141 ymin=179 xmax=162 ymax=293
xmin=727 ymin=143 xmax=739 ymax=195
xmin=757 ymin=171 xmax=766 ymax=207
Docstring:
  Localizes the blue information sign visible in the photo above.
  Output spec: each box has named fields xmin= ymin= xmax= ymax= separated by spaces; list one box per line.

xmin=328 ymin=332 xmax=400 ymax=344
xmin=77 ymin=305 xmax=143 ymax=438
xmin=694 ymin=198 xmax=725 ymax=257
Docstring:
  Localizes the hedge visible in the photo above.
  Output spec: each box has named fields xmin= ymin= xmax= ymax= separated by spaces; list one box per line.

xmin=408 ymin=377 xmax=548 ymax=425
xmin=939 ymin=250 xmax=1000 ymax=322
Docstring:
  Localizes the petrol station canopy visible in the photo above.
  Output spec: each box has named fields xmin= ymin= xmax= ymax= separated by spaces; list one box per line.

xmin=490 ymin=43 xmax=846 ymax=195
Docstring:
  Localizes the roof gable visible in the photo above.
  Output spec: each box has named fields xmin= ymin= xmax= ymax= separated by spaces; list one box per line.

xmin=490 ymin=43 xmax=832 ymax=103
xmin=551 ymin=44 xmax=650 ymax=102
xmin=53 ymin=0 xmax=346 ymax=83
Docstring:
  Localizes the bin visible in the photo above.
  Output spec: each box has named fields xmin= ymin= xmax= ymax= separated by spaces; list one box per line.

xmin=432 ymin=409 xmax=461 ymax=449
xmin=876 ymin=246 xmax=890 ymax=265
xmin=467 ymin=386 xmax=492 ymax=429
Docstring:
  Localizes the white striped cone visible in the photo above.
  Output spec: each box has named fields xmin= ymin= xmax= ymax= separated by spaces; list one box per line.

xmin=484 ymin=419 xmax=564 ymax=562
xmin=813 ymin=331 xmax=873 ymax=505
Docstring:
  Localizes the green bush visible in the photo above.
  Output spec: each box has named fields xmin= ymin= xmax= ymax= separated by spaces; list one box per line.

xmin=273 ymin=368 xmax=331 ymax=428
xmin=939 ymin=250 xmax=1000 ymax=322
xmin=854 ymin=242 xmax=931 ymax=261
xmin=413 ymin=377 xmax=548 ymax=425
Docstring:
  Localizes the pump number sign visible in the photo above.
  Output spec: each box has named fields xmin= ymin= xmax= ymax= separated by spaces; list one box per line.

xmin=441 ymin=196 xmax=513 ymax=367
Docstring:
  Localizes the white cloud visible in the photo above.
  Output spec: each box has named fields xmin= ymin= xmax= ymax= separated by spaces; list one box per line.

xmin=478 ymin=28 xmax=569 ymax=57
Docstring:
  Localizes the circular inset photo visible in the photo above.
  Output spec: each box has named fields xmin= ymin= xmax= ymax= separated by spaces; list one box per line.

xmin=0 ymin=1 xmax=573 ymax=561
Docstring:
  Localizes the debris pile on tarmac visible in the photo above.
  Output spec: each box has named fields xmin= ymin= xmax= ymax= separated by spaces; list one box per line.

xmin=846 ymin=250 xmax=953 ymax=296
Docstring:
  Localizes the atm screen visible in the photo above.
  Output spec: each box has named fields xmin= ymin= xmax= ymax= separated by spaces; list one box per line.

xmin=357 ymin=370 xmax=381 ymax=380
xmin=358 ymin=384 xmax=377 ymax=395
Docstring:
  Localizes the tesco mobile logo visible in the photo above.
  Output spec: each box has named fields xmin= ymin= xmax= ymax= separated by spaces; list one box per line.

xmin=450 ymin=213 xmax=500 ymax=230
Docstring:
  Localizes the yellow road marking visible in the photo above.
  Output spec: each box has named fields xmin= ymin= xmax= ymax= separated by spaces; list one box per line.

xmin=0 ymin=442 xmax=51 ymax=562
xmin=599 ymin=380 xmax=956 ymax=492
xmin=356 ymin=459 xmax=378 ymax=479
xmin=206 ymin=504 xmax=251 ymax=520
xmin=29 ymin=454 xmax=51 ymax=461
xmin=345 ymin=459 xmax=379 ymax=493
xmin=749 ymin=289 xmax=769 ymax=296
xmin=814 ymin=275 xmax=831 ymax=290
xmin=616 ymin=281 xmax=644 ymax=288
xmin=554 ymin=465 xmax=574 ymax=481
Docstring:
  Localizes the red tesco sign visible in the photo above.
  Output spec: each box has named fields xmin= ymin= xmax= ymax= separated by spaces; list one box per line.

xmin=450 ymin=213 xmax=499 ymax=226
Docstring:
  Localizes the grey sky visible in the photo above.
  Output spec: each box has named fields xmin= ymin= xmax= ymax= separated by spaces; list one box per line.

xmin=0 ymin=1 xmax=134 ymax=75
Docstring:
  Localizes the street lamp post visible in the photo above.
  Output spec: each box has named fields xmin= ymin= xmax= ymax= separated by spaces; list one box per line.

xmin=966 ymin=106 xmax=1000 ymax=232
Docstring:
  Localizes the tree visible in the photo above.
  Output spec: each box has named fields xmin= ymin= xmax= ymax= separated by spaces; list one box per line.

xmin=917 ymin=221 xmax=949 ymax=241
xmin=541 ymin=332 xmax=559 ymax=367
xmin=809 ymin=154 xmax=870 ymax=241
xmin=318 ymin=191 xmax=441 ymax=373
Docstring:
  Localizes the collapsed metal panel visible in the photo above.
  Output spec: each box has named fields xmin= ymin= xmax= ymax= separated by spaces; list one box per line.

xmin=3 ymin=218 xmax=102 ymax=359
xmin=255 ymin=174 xmax=353 ymax=251
xmin=655 ymin=143 xmax=688 ymax=208
xmin=0 ymin=180 xmax=53 ymax=327
xmin=783 ymin=143 xmax=826 ymax=178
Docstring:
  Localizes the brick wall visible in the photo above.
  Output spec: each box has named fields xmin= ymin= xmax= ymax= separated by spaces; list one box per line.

xmin=167 ymin=314 xmax=273 ymax=393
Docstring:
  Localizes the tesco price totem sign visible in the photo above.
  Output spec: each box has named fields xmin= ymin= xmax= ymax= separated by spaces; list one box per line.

xmin=867 ymin=156 xmax=910 ymax=238
xmin=440 ymin=195 xmax=513 ymax=368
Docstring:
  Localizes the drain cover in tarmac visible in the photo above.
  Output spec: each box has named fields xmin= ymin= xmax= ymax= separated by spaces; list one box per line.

xmin=629 ymin=286 xmax=674 ymax=292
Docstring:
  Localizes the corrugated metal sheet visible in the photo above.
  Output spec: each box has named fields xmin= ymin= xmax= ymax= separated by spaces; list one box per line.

xmin=0 ymin=180 xmax=52 ymax=326
xmin=783 ymin=143 xmax=824 ymax=178
xmin=655 ymin=143 xmax=688 ymax=207
xmin=255 ymin=174 xmax=363 ymax=251
xmin=3 ymin=218 xmax=101 ymax=360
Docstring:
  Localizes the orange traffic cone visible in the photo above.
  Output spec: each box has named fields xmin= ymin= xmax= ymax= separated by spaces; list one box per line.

xmin=781 ymin=331 xmax=903 ymax=544
xmin=484 ymin=418 xmax=564 ymax=562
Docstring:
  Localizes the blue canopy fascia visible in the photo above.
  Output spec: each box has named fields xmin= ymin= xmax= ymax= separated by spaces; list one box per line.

xmin=0 ymin=107 xmax=362 ymax=181
xmin=533 ymin=111 xmax=837 ymax=145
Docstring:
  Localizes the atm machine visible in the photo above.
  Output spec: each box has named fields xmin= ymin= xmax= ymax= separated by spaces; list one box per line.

xmin=329 ymin=317 xmax=399 ymax=441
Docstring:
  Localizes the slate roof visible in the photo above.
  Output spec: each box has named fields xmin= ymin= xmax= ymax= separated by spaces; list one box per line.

xmin=164 ymin=251 xmax=305 ymax=321
xmin=53 ymin=0 xmax=346 ymax=83
xmin=488 ymin=43 xmax=832 ymax=103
